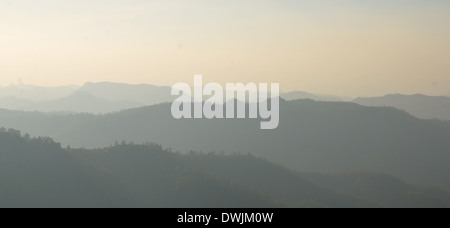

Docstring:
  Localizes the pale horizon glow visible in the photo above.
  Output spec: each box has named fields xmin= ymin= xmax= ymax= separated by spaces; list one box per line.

xmin=1 ymin=0 xmax=450 ymax=97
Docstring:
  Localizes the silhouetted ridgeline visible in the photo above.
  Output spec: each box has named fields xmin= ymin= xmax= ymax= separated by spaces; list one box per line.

xmin=2 ymin=83 xmax=449 ymax=119
xmin=0 ymin=128 xmax=274 ymax=208
xmin=0 ymin=82 xmax=174 ymax=114
xmin=1 ymin=128 xmax=450 ymax=208
xmin=0 ymin=92 xmax=143 ymax=114
xmin=0 ymin=83 xmax=343 ymax=113
xmin=1 ymin=100 xmax=450 ymax=190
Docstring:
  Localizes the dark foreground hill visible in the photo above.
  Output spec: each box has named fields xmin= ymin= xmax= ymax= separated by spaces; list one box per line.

xmin=2 ymin=129 xmax=450 ymax=208
xmin=0 ymin=129 xmax=275 ymax=208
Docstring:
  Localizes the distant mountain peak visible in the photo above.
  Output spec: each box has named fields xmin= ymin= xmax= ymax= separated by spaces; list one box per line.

xmin=77 ymin=82 xmax=173 ymax=106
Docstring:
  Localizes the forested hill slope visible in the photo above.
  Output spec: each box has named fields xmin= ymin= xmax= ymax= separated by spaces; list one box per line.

xmin=0 ymin=129 xmax=276 ymax=208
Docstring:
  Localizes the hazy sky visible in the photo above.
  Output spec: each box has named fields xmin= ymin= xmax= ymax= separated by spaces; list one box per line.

xmin=1 ymin=0 xmax=450 ymax=96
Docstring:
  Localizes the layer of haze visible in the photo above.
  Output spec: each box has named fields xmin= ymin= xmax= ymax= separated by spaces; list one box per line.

xmin=1 ymin=0 xmax=450 ymax=97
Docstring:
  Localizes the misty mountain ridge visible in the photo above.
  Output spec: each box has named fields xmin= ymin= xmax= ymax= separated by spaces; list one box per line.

xmin=1 ymin=99 xmax=450 ymax=190
xmin=0 ymin=92 xmax=144 ymax=114
xmin=77 ymin=82 xmax=174 ymax=105
xmin=1 ymin=82 xmax=353 ymax=114
xmin=354 ymin=94 xmax=450 ymax=120
xmin=0 ymin=82 xmax=175 ymax=114
xmin=5 ymin=82 xmax=449 ymax=120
